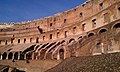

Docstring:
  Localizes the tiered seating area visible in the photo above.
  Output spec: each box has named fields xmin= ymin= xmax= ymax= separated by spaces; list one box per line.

xmin=46 ymin=52 xmax=120 ymax=72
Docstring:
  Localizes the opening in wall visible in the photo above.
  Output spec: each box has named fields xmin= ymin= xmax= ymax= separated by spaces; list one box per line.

xmin=18 ymin=39 xmax=20 ymax=44
xmin=82 ymin=23 xmax=86 ymax=31
xmin=50 ymin=23 xmax=52 ymax=27
xmin=99 ymin=3 xmax=103 ymax=10
xmin=92 ymin=19 xmax=96 ymax=28
xmin=30 ymin=38 xmax=32 ymax=43
xmin=57 ymin=32 xmax=59 ymax=38
xmin=99 ymin=29 xmax=107 ymax=34
xmin=24 ymin=38 xmax=26 ymax=43
xmin=11 ymin=38 xmax=14 ymax=44
xmin=5 ymin=40 xmax=7 ymax=45
xmin=64 ymin=19 xmax=67 ymax=23
xmin=80 ymin=13 xmax=83 ymax=17
xmin=43 ymin=36 xmax=45 ymax=41
xmin=0 ymin=40 xmax=1 ymax=44
xmin=50 ymin=34 xmax=52 ymax=39
xmin=36 ymin=37 xmax=39 ymax=43
xmin=65 ymin=31 xmax=68 ymax=38
xmin=118 ymin=7 xmax=120 ymax=11
xmin=73 ymin=27 xmax=76 ymax=34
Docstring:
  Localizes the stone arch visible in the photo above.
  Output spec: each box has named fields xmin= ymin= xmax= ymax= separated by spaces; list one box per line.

xmin=61 ymin=40 xmax=65 ymax=44
xmin=69 ymin=38 xmax=75 ymax=43
xmin=59 ymin=49 xmax=64 ymax=60
xmin=98 ymin=28 xmax=108 ymax=34
xmin=8 ymin=52 xmax=13 ymax=60
xmin=26 ymin=52 xmax=33 ymax=60
xmin=44 ymin=42 xmax=61 ymax=59
xmin=112 ymin=23 xmax=120 ymax=29
xmin=19 ymin=52 xmax=24 ymax=60
xmin=78 ymin=36 xmax=82 ymax=39
xmin=88 ymin=32 xmax=95 ymax=38
xmin=14 ymin=52 xmax=18 ymax=60
xmin=52 ymin=45 xmax=66 ymax=60
xmin=2 ymin=52 xmax=7 ymax=60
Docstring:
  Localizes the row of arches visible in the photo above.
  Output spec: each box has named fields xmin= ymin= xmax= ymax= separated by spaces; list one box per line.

xmin=68 ymin=23 xmax=120 ymax=43
xmin=1 ymin=23 xmax=120 ymax=60
xmin=1 ymin=52 xmax=25 ymax=60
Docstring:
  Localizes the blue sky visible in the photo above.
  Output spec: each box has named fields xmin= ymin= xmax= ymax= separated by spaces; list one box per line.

xmin=0 ymin=0 xmax=86 ymax=22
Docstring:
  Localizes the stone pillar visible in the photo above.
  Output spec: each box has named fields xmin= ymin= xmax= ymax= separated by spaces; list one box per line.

xmin=57 ymin=52 xmax=60 ymax=60
xmin=8 ymin=67 xmax=14 ymax=72
xmin=18 ymin=52 xmax=20 ymax=60
xmin=6 ymin=53 xmax=8 ymax=60
xmin=24 ymin=54 xmax=26 ymax=60
xmin=101 ymin=43 xmax=104 ymax=53
xmin=12 ymin=53 xmax=15 ymax=60
xmin=0 ymin=55 xmax=2 ymax=60
xmin=32 ymin=53 xmax=34 ymax=60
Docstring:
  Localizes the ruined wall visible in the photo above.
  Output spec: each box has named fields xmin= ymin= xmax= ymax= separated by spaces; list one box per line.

xmin=0 ymin=0 xmax=120 ymax=62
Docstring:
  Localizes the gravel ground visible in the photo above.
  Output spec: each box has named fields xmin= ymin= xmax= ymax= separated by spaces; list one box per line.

xmin=46 ymin=52 xmax=120 ymax=72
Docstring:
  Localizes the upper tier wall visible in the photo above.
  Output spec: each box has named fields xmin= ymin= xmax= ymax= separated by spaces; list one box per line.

xmin=0 ymin=0 xmax=120 ymax=46
xmin=0 ymin=0 xmax=119 ymax=32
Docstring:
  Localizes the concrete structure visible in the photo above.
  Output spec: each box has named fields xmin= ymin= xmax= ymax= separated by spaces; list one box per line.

xmin=0 ymin=0 xmax=120 ymax=71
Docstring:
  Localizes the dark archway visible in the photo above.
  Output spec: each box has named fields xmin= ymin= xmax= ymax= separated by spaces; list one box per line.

xmin=113 ymin=23 xmax=120 ymax=29
xmin=61 ymin=40 xmax=65 ymax=44
xmin=8 ymin=52 xmax=13 ymax=60
xmin=78 ymin=36 xmax=82 ymax=39
xmin=69 ymin=38 xmax=75 ymax=43
xmin=26 ymin=52 xmax=32 ymax=60
xmin=14 ymin=52 xmax=18 ymax=60
xmin=99 ymin=29 xmax=107 ymax=34
xmin=36 ymin=37 xmax=39 ymax=43
xmin=19 ymin=52 xmax=24 ymax=60
xmin=59 ymin=49 xmax=64 ymax=59
xmin=88 ymin=33 xmax=95 ymax=37
xmin=2 ymin=52 xmax=7 ymax=60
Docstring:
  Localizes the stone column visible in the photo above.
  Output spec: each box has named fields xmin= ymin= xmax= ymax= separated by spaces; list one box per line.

xmin=57 ymin=52 xmax=60 ymax=60
xmin=0 ymin=55 xmax=2 ymax=60
xmin=101 ymin=43 xmax=104 ymax=53
xmin=32 ymin=53 xmax=34 ymax=60
xmin=18 ymin=52 xmax=20 ymax=60
xmin=6 ymin=53 xmax=8 ymax=60
xmin=12 ymin=53 xmax=15 ymax=60
xmin=24 ymin=54 xmax=26 ymax=60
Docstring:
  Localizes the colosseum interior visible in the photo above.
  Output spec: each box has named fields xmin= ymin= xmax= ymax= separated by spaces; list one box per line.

xmin=0 ymin=0 xmax=120 ymax=72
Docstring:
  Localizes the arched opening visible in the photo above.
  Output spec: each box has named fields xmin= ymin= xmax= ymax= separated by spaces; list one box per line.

xmin=65 ymin=31 xmax=68 ymax=38
xmin=36 ymin=37 xmax=39 ymax=43
xmin=20 ymin=53 xmax=24 ymax=60
xmin=69 ymin=38 xmax=75 ymax=43
xmin=59 ymin=49 xmax=64 ymax=59
xmin=26 ymin=52 xmax=32 ymax=60
xmin=99 ymin=29 xmax=107 ymax=34
xmin=8 ymin=52 xmax=13 ymax=60
xmin=88 ymin=33 xmax=95 ymax=37
xmin=78 ymin=36 xmax=82 ymax=39
xmin=61 ymin=40 xmax=65 ymax=44
xmin=73 ymin=27 xmax=76 ymax=34
xmin=50 ymin=34 xmax=52 ymax=39
xmin=57 ymin=32 xmax=59 ymax=38
xmin=113 ymin=23 xmax=120 ymax=29
xmin=43 ymin=36 xmax=45 ymax=41
xmin=14 ymin=52 xmax=18 ymax=60
xmin=18 ymin=39 xmax=20 ymax=44
xmin=2 ymin=52 xmax=7 ymax=60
